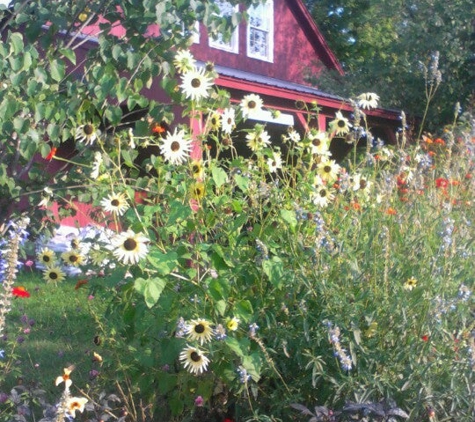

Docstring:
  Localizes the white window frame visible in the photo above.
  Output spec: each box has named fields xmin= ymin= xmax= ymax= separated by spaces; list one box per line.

xmin=246 ymin=0 xmax=274 ymax=62
xmin=209 ymin=1 xmax=239 ymax=54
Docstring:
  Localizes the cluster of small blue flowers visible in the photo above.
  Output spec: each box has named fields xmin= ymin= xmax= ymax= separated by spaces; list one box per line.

xmin=431 ymin=284 xmax=473 ymax=324
xmin=0 ymin=219 xmax=30 ymax=284
xmin=214 ymin=324 xmax=227 ymax=341
xmin=255 ymin=239 xmax=269 ymax=264
xmin=175 ymin=317 xmax=187 ymax=338
xmin=237 ymin=366 xmax=251 ymax=383
xmin=439 ymin=217 xmax=455 ymax=251
xmin=248 ymin=322 xmax=259 ymax=338
xmin=325 ymin=321 xmax=352 ymax=372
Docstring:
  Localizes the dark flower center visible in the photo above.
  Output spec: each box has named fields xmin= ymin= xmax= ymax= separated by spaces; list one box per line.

xmin=69 ymin=255 xmax=78 ymax=263
xmin=320 ymin=189 xmax=327 ymax=197
xmin=227 ymin=118 xmax=232 ymax=124
xmin=192 ymin=165 xmax=200 ymax=174
xmin=194 ymin=324 xmax=205 ymax=334
xmin=190 ymin=351 xmax=201 ymax=362
xmin=248 ymin=100 xmax=256 ymax=109
xmin=111 ymin=199 xmax=120 ymax=207
xmin=50 ymin=272 xmax=58 ymax=280
xmin=337 ymin=120 xmax=346 ymax=128
xmin=211 ymin=117 xmax=218 ymax=125
xmin=312 ymin=139 xmax=321 ymax=147
xmin=324 ymin=165 xmax=331 ymax=173
xmin=171 ymin=141 xmax=180 ymax=152
xmin=43 ymin=256 xmax=51 ymax=262
xmin=191 ymin=78 xmax=201 ymax=88
xmin=84 ymin=124 xmax=94 ymax=135
xmin=360 ymin=180 xmax=367 ymax=189
xmin=124 ymin=238 xmax=138 ymax=251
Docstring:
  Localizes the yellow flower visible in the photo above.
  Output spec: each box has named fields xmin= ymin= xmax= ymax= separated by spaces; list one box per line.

xmin=227 ymin=317 xmax=240 ymax=331
xmin=189 ymin=182 xmax=205 ymax=200
xmin=61 ymin=250 xmax=85 ymax=267
xmin=37 ymin=247 xmax=56 ymax=267
xmin=404 ymin=277 xmax=417 ymax=291
xmin=43 ymin=266 xmax=66 ymax=283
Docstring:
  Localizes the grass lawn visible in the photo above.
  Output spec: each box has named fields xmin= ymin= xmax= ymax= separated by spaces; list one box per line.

xmin=3 ymin=270 xmax=109 ymax=402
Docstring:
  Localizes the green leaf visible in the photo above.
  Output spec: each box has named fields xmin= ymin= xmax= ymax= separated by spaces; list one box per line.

xmin=235 ymin=174 xmax=249 ymax=192
xmin=59 ymin=48 xmax=76 ymax=65
xmin=212 ymin=166 xmax=228 ymax=188
xmin=280 ymin=209 xmax=297 ymax=232
xmin=9 ymin=32 xmax=24 ymax=55
xmin=235 ymin=300 xmax=253 ymax=322
xmin=242 ymin=352 xmax=262 ymax=382
xmin=50 ymin=59 xmax=65 ymax=82
xmin=134 ymin=277 xmax=166 ymax=308
xmin=146 ymin=250 xmax=177 ymax=276
xmin=262 ymin=256 xmax=284 ymax=289
xmin=225 ymin=337 xmax=248 ymax=358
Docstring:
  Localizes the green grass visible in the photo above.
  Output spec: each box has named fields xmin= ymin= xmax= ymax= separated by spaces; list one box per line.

xmin=3 ymin=271 xmax=108 ymax=400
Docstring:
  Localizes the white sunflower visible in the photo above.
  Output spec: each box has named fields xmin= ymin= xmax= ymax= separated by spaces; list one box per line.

xmin=180 ymin=67 xmax=214 ymax=102
xmin=221 ymin=108 xmax=236 ymax=134
xmin=357 ymin=92 xmax=380 ymax=110
xmin=179 ymin=345 xmax=210 ymax=375
xmin=173 ymin=49 xmax=196 ymax=74
xmin=246 ymin=127 xmax=271 ymax=152
xmin=160 ymin=129 xmax=192 ymax=165
xmin=37 ymin=247 xmax=56 ymax=267
xmin=329 ymin=111 xmax=352 ymax=136
xmin=76 ymin=124 xmax=99 ymax=145
xmin=61 ymin=250 xmax=85 ymax=267
xmin=186 ymin=319 xmax=214 ymax=345
xmin=240 ymin=94 xmax=263 ymax=118
xmin=43 ymin=266 xmax=66 ymax=283
xmin=317 ymin=158 xmax=341 ymax=182
xmin=312 ymin=186 xmax=335 ymax=208
xmin=267 ymin=151 xmax=282 ymax=173
xmin=100 ymin=192 xmax=130 ymax=216
xmin=307 ymin=130 xmax=331 ymax=156
xmin=112 ymin=230 xmax=149 ymax=265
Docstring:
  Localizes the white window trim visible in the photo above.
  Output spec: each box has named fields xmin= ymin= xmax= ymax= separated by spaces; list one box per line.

xmin=246 ymin=0 xmax=274 ymax=62
xmin=209 ymin=2 xmax=239 ymax=54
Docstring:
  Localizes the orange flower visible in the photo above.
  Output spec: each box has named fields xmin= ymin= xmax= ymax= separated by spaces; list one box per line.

xmin=151 ymin=123 xmax=166 ymax=135
xmin=12 ymin=286 xmax=30 ymax=298
xmin=434 ymin=138 xmax=445 ymax=145
xmin=385 ymin=207 xmax=397 ymax=215
xmin=46 ymin=147 xmax=57 ymax=161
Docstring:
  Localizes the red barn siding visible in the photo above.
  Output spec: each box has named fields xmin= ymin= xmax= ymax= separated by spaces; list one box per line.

xmin=191 ymin=0 xmax=334 ymax=86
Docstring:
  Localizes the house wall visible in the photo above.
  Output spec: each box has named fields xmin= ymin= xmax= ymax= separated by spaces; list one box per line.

xmin=190 ymin=0 xmax=326 ymax=86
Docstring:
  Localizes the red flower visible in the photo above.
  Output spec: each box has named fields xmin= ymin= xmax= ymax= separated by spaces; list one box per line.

xmin=151 ymin=123 xmax=166 ymax=135
xmin=421 ymin=335 xmax=429 ymax=342
xmin=75 ymin=279 xmax=89 ymax=290
xmin=223 ymin=419 xmax=234 ymax=422
xmin=46 ymin=147 xmax=57 ymax=161
xmin=434 ymin=138 xmax=445 ymax=145
xmin=12 ymin=287 xmax=30 ymax=298
xmin=435 ymin=178 xmax=449 ymax=189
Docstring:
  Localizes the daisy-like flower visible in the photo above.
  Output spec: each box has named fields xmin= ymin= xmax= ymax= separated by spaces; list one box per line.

xmin=227 ymin=317 xmax=240 ymax=331
xmin=65 ymin=397 xmax=88 ymax=418
xmin=208 ymin=112 xmax=221 ymax=132
xmin=37 ymin=247 xmax=56 ymax=267
xmin=317 ymin=159 xmax=341 ymax=182
xmin=240 ymin=94 xmax=263 ymax=118
xmin=312 ymin=186 xmax=335 ymax=208
xmin=43 ymin=266 xmax=66 ymax=283
xmin=173 ymin=50 xmax=196 ymax=74
xmin=329 ymin=111 xmax=352 ymax=136
xmin=180 ymin=67 xmax=214 ymax=102
xmin=61 ymin=251 xmax=85 ymax=267
xmin=286 ymin=129 xmax=301 ymax=143
xmin=307 ymin=130 xmax=331 ymax=156
xmin=246 ymin=127 xmax=271 ymax=152
xmin=90 ymin=151 xmax=103 ymax=179
xmin=267 ymin=151 xmax=282 ymax=173
xmin=55 ymin=367 xmax=74 ymax=389
xmin=357 ymin=92 xmax=380 ymax=110
xmin=221 ymin=108 xmax=236 ymax=134
xmin=75 ymin=124 xmax=99 ymax=145
xmin=189 ymin=182 xmax=205 ymax=200
xmin=179 ymin=345 xmax=210 ymax=375
xmin=160 ymin=129 xmax=192 ymax=165
xmin=403 ymin=277 xmax=417 ymax=291
xmin=100 ymin=192 xmax=130 ymax=216
xmin=351 ymin=173 xmax=372 ymax=194
xmin=187 ymin=319 xmax=214 ymax=345
xmin=112 ymin=230 xmax=149 ymax=265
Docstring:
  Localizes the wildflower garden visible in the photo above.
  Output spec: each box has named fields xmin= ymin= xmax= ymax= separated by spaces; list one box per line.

xmin=0 ymin=1 xmax=474 ymax=421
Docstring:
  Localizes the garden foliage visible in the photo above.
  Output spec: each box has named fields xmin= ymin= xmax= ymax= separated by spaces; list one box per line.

xmin=0 ymin=1 xmax=474 ymax=421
